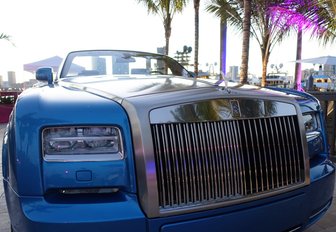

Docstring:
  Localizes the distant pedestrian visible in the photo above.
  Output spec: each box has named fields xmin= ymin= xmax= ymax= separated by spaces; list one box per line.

xmin=318 ymin=65 xmax=323 ymax=75
xmin=307 ymin=74 xmax=314 ymax=91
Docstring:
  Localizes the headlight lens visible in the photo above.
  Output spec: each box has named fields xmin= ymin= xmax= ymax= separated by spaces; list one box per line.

xmin=303 ymin=112 xmax=323 ymax=153
xmin=42 ymin=126 xmax=123 ymax=162
xmin=303 ymin=112 xmax=318 ymax=133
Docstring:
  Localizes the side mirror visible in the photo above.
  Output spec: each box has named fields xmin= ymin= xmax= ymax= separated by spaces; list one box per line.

xmin=36 ymin=67 xmax=53 ymax=85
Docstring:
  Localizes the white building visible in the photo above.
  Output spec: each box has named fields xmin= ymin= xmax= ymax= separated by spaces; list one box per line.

xmin=8 ymin=71 xmax=16 ymax=87
xmin=229 ymin=66 xmax=239 ymax=81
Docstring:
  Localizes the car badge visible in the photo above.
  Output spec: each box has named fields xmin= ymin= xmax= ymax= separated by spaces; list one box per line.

xmin=230 ymin=100 xmax=241 ymax=117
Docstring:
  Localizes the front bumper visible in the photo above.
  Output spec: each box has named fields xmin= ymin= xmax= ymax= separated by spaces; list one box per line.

xmin=3 ymin=187 xmax=146 ymax=232
xmin=4 ymin=160 xmax=335 ymax=232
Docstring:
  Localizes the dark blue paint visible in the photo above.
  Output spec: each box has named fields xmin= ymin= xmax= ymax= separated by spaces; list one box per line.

xmin=76 ymin=170 xmax=92 ymax=182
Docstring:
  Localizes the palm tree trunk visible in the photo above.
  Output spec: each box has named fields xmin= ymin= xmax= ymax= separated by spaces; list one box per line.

xmin=194 ymin=0 xmax=200 ymax=76
xmin=260 ymin=42 xmax=270 ymax=87
xmin=262 ymin=60 xmax=268 ymax=87
xmin=294 ymin=27 xmax=303 ymax=91
xmin=261 ymin=51 xmax=271 ymax=87
xmin=240 ymin=0 xmax=251 ymax=84
xmin=164 ymin=15 xmax=172 ymax=55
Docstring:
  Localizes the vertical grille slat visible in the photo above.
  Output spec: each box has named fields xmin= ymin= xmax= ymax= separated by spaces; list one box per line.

xmin=282 ymin=117 xmax=293 ymax=184
xmin=191 ymin=123 xmax=203 ymax=202
xmin=289 ymin=116 xmax=305 ymax=182
xmin=152 ymin=116 xmax=305 ymax=209
xmin=230 ymin=121 xmax=241 ymax=195
xmin=234 ymin=120 xmax=246 ymax=196
xmin=286 ymin=117 xmax=298 ymax=184
xmin=278 ymin=117 xmax=289 ymax=186
xmin=248 ymin=120 xmax=259 ymax=193
xmin=184 ymin=124 xmax=192 ymax=202
xmin=223 ymin=121 xmax=234 ymax=196
xmin=263 ymin=118 xmax=274 ymax=190
xmin=273 ymin=117 xmax=284 ymax=187
xmin=258 ymin=119 xmax=269 ymax=191
xmin=218 ymin=122 xmax=228 ymax=197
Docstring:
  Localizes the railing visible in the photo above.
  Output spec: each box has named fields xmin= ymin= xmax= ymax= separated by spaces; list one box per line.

xmin=308 ymin=91 xmax=336 ymax=156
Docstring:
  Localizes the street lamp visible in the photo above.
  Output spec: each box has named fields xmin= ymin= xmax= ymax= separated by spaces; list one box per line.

xmin=270 ymin=63 xmax=283 ymax=73
xmin=206 ymin=62 xmax=218 ymax=76
xmin=175 ymin=45 xmax=192 ymax=67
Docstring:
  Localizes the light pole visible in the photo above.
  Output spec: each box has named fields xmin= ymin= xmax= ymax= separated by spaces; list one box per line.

xmin=270 ymin=63 xmax=283 ymax=73
xmin=175 ymin=45 xmax=192 ymax=67
xmin=206 ymin=62 xmax=218 ymax=76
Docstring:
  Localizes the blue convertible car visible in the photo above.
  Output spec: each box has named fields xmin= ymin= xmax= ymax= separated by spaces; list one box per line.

xmin=2 ymin=50 xmax=335 ymax=232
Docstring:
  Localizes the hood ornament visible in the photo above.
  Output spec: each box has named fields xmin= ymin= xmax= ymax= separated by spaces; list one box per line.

xmin=215 ymin=71 xmax=231 ymax=93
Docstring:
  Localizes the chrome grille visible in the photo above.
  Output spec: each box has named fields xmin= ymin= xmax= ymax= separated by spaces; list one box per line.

xmin=151 ymin=116 xmax=305 ymax=209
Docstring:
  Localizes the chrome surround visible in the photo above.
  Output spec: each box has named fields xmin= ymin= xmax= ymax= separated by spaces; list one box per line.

xmin=42 ymin=126 xmax=124 ymax=162
xmin=122 ymin=90 xmax=310 ymax=218
xmin=150 ymin=98 xmax=297 ymax=123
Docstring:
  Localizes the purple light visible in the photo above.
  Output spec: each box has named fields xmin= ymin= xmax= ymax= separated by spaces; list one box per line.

xmin=220 ymin=20 xmax=227 ymax=75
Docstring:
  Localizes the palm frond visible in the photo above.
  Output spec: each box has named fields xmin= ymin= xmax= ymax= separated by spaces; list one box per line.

xmin=206 ymin=0 xmax=243 ymax=28
xmin=137 ymin=0 xmax=160 ymax=14
xmin=269 ymin=0 xmax=336 ymax=44
xmin=0 ymin=33 xmax=11 ymax=41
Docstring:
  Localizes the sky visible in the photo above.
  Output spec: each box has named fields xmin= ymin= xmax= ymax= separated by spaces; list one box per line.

xmin=0 ymin=0 xmax=334 ymax=82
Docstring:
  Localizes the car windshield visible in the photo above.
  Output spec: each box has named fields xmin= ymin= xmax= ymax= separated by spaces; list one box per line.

xmin=60 ymin=50 xmax=191 ymax=79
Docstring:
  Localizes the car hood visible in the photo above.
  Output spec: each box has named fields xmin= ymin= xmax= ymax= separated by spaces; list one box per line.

xmin=59 ymin=76 xmax=212 ymax=100
xmin=58 ymin=75 xmax=300 ymax=104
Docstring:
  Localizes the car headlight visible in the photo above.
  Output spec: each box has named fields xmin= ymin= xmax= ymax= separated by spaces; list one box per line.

xmin=42 ymin=126 xmax=123 ymax=162
xmin=303 ymin=112 xmax=324 ymax=158
xmin=303 ymin=112 xmax=318 ymax=133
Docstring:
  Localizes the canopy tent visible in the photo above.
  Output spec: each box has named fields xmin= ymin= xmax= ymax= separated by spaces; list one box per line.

xmin=295 ymin=55 xmax=336 ymax=65
xmin=23 ymin=56 xmax=84 ymax=74
xmin=23 ymin=56 xmax=63 ymax=73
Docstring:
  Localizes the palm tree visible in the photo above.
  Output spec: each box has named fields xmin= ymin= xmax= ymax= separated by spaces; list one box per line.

xmin=207 ymin=0 xmax=293 ymax=87
xmin=194 ymin=0 xmax=200 ymax=76
xmin=270 ymin=0 xmax=336 ymax=90
xmin=137 ymin=0 xmax=188 ymax=55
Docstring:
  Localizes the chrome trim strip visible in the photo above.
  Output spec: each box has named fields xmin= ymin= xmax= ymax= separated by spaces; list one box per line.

xmin=150 ymin=99 xmax=297 ymax=124
xmin=43 ymin=153 xmax=123 ymax=162
xmin=309 ymin=200 xmax=332 ymax=220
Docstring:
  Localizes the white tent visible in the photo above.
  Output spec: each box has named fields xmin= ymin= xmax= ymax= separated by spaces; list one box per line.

xmin=295 ymin=55 xmax=336 ymax=65
xmin=23 ymin=56 xmax=63 ymax=73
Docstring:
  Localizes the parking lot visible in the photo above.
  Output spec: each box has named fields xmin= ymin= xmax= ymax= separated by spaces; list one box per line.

xmin=0 ymin=123 xmax=336 ymax=232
